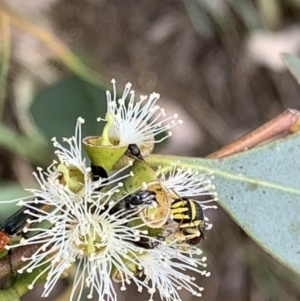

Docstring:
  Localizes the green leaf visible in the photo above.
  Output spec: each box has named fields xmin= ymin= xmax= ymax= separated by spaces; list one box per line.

xmin=30 ymin=75 xmax=107 ymax=141
xmin=149 ymin=131 xmax=300 ymax=275
xmin=0 ymin=125 xmax=50 ymax=165
xmin=0 ymin=288 xmax=20 ymax=301
xmin=0 ymin=183 xmax=29 ymax=220
xmin=0 ymin=183 xmax=27 ymax=201
xmin=282 ymin=53 xmax=300 ymax=84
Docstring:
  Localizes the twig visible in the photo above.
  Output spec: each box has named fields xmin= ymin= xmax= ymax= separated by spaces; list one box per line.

xmin=0 ymin=244 xmax=40 ymax=279
xmin=207 ymin=109 xmax=300 ymax=159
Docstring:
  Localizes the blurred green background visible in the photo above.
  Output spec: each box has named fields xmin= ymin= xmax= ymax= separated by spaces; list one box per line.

xmin=1 ymin=0 xmax=300 ymax=300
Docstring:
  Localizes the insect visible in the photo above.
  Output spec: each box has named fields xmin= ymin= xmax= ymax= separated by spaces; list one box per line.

xmin=90 ymin=164 xmax=108 ymax=182
xmin=0 ymin=202 xmax=47 ymax=251
xmin=170 ymin=196 xmax=206 ymax=245
xmin=124 ymin=190 xmax=158 ymax=210
xmin=90 ymin=163 xmax=109 ymax=190
xmin=112 ymin=235 xmax=165 ymax=283
xmin=180 ymin=227 xmax=205 ymax=246
xmin=133 ymin=235 xmax=165 ymax=249
xmin=125 ymin=144 xmax=144 ymax=160
xmin=0 ymin=231 xmax=9 ymax=251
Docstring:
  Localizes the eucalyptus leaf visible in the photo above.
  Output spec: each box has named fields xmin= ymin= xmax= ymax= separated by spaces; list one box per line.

xmin=149 ymin=130 xmax=300 ymax=275
xmin=282 ymin=53 xmax=300 ymax=84
xmin=0 ymin=183 xmax=27 ymax=201
xmin=30 ymin=75 xmax=107 ymax=141
xmin=0 ymin=183 xmax=29 ymax=220
xmin=0 ymin=125 xmax=49 ymax=165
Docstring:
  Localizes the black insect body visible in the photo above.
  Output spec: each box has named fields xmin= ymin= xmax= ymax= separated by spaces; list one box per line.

xmin=91 ymin=164 xmax=108 ymax=182
xmin=0 ymin=202 xmax=46 ymax=237
xmin=90 ymin=164 xmax=109 ymax=190
xmin=125 ymin=144 xmax=144 ymax=160
xmin=134 ymin=235 xmax=165 ymax=249
xmin=0 ymin=200 xmax=47 ymax=271
xmin=0 ymin=206 xmax=29 ymax=238
xmin=0 ymin=203 xmax=42 ymax=272
xmin=124 ymin=190 xmax=157 ymax=210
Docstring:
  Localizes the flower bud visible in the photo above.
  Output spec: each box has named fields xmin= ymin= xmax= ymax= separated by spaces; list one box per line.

xmin=83 ymin=136 xmax=127 ymax=173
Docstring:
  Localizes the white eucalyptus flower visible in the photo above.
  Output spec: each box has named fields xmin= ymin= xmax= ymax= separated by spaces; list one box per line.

xmin=29 ymin=117 xmax=109 ymax=202
xmin=135 ymin=242 xmax=210 ymax=301
xmin=157 ymin=165 xmax=218 ymax=210
xmin=13 ymin=168 xmax=147 ymax=301
xmin=5 ymin=117 xmax=144 ymax=301
xmin=51 ymin=117 xmax=86 ymax=174
xmin=97 ymin=79 xmax=183 ymax=148
xmin=2 ymin=112 xmax=216 ymax=301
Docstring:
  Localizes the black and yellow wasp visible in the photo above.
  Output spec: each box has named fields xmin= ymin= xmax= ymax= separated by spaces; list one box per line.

xmin=169 ymin=191 xmax=206 ymax=245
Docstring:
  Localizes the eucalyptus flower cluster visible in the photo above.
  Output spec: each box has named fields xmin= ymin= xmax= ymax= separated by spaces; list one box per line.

xmin=4 ymin=80 xmax=217 ymax=301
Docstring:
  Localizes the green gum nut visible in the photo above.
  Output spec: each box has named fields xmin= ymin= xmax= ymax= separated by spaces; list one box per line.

xmin=123 ymin=160 xmax=157 ymax=192
xmin=123 ymin=161 xmax=171 ymax=229
xmin=57 ymin=164 xmax=84 ymax=194
xmin=111 ymin=160 xmax=157 ymax=201
xmin=113 ymin=142 xmax=155 ymax=169
xmin=83 ymin=136 xmax=127 ymax=174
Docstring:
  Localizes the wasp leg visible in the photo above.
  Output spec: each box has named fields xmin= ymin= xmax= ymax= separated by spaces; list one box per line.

xmin=179 ymin=221 xmax=202 ymax=228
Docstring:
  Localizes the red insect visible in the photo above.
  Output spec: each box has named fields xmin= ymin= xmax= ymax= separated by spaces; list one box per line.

xmin=0 ymin=231 xmax=9 ymax=251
